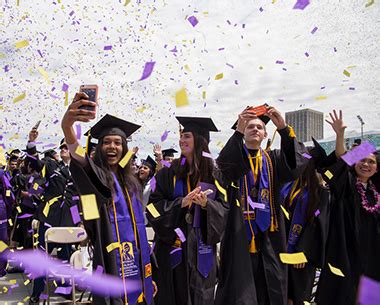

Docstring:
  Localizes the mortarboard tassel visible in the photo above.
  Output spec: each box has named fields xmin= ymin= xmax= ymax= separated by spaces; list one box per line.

xmin=249 ymin=233 xmax=257 ymax=253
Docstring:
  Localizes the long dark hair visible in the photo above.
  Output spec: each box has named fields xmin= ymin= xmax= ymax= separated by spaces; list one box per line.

xmin=172 ymin=132 xmax=215 ymax=188
xmin=299 ymin=160 xmax=321 ymax=222
xmin=93 ymin=136 xmax=141 ymax=197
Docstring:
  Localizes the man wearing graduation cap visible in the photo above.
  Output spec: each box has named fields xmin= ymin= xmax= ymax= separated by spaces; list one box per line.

xmin=153 ymin=145 xmax=178 ymax=171
xmin=215 ymin=106 xmax=307 ymax=305
xmin=62 ymin=91 xmax=155 ymax=305
xmin=26 ymin=131 xmax=81 ymax=303
xmin=147 ymin=116 xmax=229 ymax=305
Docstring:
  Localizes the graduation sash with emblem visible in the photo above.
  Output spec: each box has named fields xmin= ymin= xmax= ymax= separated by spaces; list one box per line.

xmin=110 ymin=173 xmax=153 ymax=305
xmin=280 ymin=180 xmax=309 ymax=253
xmin=173 ymin=176 xmax=215 ymax=278
xmin=240 ymin=147 xmax=277 ymax=252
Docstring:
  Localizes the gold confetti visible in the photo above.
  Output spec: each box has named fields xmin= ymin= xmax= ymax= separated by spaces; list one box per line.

xmin=146 ymin=203 xmax=160 ymax=218
xmin=119 ymin=150 xmax=134 ymax=168
xmin=343 ymin=70 xmax=351 ymax=77
xmin=324 ymin=170 xmax=333 ymax=180
xmin=315 ymin=96 xmax=327 ymax=101
xmin=328 ymin=263 xmax=345 ymax=277
xmin=13 ymin=92 xmax=26 ymax=103
xmin=15 ymin=40 xmax=29 ymax=49
xmin=106 ymin=242 xmax=120 ymax=253
xmin=280 ymin=205 xmax=290 ymax=220
xmin=215 ymin=73 xmax=223 ymax=80
xmin=175 ymin=88 xmax=189 ymax=107
xmin=279 ymin=252 xmax=308 ymax=264
xmin=81 ymin=194 xmax=100 ymax=220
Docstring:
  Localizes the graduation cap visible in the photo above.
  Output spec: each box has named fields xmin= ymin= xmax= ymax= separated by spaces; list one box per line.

xmin=59 ymin=138 xmax=67 ymax=149
xmin=176 ymin=116 xmax=218 ymax=143
xmin=231 ymin=105 xmax=270 ymax=130
xmin=6 ymin=149 xmax=22 ymax=158
xmin=141 ymin=156 xmax=157 ymax=172
xmin=90 ymin=114 xmax=141 ymax=140
xmin=307 ymin=137 xmax=330 ymax=169
xmin=43 ymin=149 xmax=58 ymax=159
xmin=162 ymin=148 xmax=178 ymax=158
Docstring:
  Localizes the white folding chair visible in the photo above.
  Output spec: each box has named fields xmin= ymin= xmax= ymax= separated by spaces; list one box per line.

xmin=44 ymin=227 xmax=87 ymax=305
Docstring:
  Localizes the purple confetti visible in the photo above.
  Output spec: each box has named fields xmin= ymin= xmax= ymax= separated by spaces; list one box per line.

xmin=305 ymin=52 xmax=309 ymax=57
xmin=4 ymin=65 xmax=9 ymax=72
xmin=95 ymin=265 xmax=104 ymax=274
xmin=187 ymin=16 xmax=198 ymax=27
xmin=104 ymin=45 xmax=112 ymax=51
xmin=302 ymin=152 xmax=312 ymax=159
xmin=293 ymin=0 xmax=310 ymax=10
xmin=349 ymin=87 xmax=355 ymax=90
xmin=181 ymin=157 xmax=186 ymax=166
xmin=37 ymin=50 xmax=43 ymax=58
xmin=333 ymin=47 xmax=337 ymax=52
xmin=70 ymin=205 xmax=81 ymax=225
xmin=160 ymin=130 xmax=169 ymax=142
xmin=202 ymin=151 xmax=214 ymax=159
xmin=226 ymin=63 xmax=234 ymax=68
xmin=276 ymin=60 xmax=284 ymax=64
xmin=311 ymin=26 xmax=318 ymax=34
xmin=139 ymin=61 xmax=155 ymax=81
xmin=18 ymin=213 xmax=34 ymax=219
xmin=77 ymin=231 xmax=85 ymax=238
xmin=62 ymin=83 xmax=69 ymax=92
xmin=174 ymin=228 xmax=186 ymax=242
xmin=160 ymin=160 xmax=171 ymax=168
xmin=150 ymin=177 xmax=157 ymax=192
xmin=358 ymin=276 xmax=380 ymax=305
xmin=259 ymin=7 xmax=264 ymax=12
xmin=55 ymin=286 xmax=72 ymax=295
xmin=50 ymin=93 xmax=60 ymax=99
xmin=69 ymin=10 xmax=75 ymax=16
xmin=234 ymin=80 xmax=239 ymax=85
xmin=341 ymin=141 xmax=376 ymax=166
xmin=76 ymin=124 xmax=81 ymax=140
xmin=2 ymin=249 xmax=138 ymax=297
xmin=314 ymin=209 xmax=321 ymax=217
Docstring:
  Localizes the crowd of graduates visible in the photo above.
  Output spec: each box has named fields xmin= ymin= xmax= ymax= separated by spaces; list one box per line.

xmin=0 ymin=92 xmax=379 ymax=305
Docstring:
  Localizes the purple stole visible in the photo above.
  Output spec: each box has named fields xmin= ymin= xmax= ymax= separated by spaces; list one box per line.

xmin=240 ymin=147 xmax=271 ymax=243
xmin=280 ymin=181 xmax=309 ymax=253
xmin=172 ymin=178 xmax=215 ymax=278
xmin=110 ymin=174 xmax=153 ymax=305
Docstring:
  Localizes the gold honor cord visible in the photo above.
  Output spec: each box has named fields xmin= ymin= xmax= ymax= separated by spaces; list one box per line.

xmin=288 ymin=179 xmax=301 ymax=209
xmin=111 ymin=199 xmax=128 ymax=305
xmin=244 ymin=175 xmax=257 ymax=253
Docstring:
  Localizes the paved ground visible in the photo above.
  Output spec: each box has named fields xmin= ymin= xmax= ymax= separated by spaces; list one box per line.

xmin=0 ymin=271 xmax=90 ymax=305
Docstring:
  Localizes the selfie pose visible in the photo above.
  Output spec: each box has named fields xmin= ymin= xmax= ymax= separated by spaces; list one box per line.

xmin=61 ymin=89 xmax=155 ymax=305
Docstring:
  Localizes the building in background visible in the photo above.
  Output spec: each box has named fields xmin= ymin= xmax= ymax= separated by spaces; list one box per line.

xmin=285 ymin=109 xmax=324 ymax=143
xmin=304 ymin=130 xmax=380 ymax=154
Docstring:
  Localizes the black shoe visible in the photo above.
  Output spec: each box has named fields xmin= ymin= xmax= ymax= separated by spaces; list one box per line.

xmin=29 ymin=296 xmax=39 ymax=304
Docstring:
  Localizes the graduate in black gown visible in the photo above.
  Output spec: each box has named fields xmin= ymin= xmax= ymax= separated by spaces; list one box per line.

xmin=62 ymin=91 xmax=155 ymax=305
xmin=316 ymin=110 xmax=380 ymax=305
xmin=280 ymin=139 xmax=331 ymax=305
xmin=147 ymin=116 xmax=229 ymax=305
xmin=215 ymin=106 xmax=307 ymax=305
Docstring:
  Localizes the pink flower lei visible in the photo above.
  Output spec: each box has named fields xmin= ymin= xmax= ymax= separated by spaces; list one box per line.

xmin=355 ymin=178 xmax=380 ymax=215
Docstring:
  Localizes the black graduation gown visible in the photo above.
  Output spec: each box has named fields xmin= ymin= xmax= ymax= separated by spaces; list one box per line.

xmin=70 ymin=157 xmax=124 ymax=305
xmin=316 ymin=157 xmax=380 ymax=305
xmin=285 ymin=186 xmax=330 ymax=305
xmin=215 ymin=127 xmax=307 ymax=305
xmin=147 ymin=165 xmax=229 ymax=305
xmin=26 ymin=152 xmax=79 ymax=227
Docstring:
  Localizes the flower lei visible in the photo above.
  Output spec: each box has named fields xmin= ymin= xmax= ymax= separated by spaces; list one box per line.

xmin=355 ymin=178 xmax=380 ymax=215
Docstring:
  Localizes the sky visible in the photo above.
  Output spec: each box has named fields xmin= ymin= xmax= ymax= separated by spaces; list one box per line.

xmin=0 ymin=0 xmax=379 ymax=159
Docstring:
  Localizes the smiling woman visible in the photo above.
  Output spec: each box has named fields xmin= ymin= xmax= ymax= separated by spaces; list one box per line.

xmin=61 ymin=91 xmax=156 ymax=305
xmin=316 ymin=110 xmax=380 ymax=305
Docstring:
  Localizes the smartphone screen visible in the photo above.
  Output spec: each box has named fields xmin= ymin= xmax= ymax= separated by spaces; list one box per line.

xmin=79 ymin=85 xmax=98 ymax=111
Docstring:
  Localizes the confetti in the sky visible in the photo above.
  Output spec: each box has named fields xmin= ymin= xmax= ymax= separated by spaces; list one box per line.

xmin=293 ymin=0 xmax=310 ymax=10
xmin=139 ymin=61 xmax=156 ymax=81
xmin=188 ymin=16 xmax=198 ymax=27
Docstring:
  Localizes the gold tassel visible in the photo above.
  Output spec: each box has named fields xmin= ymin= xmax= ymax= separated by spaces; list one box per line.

xmin=249 ymin=234 xmax=257 ymax=253
xmin=288 ymin=125 xmax=296 ymax=138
